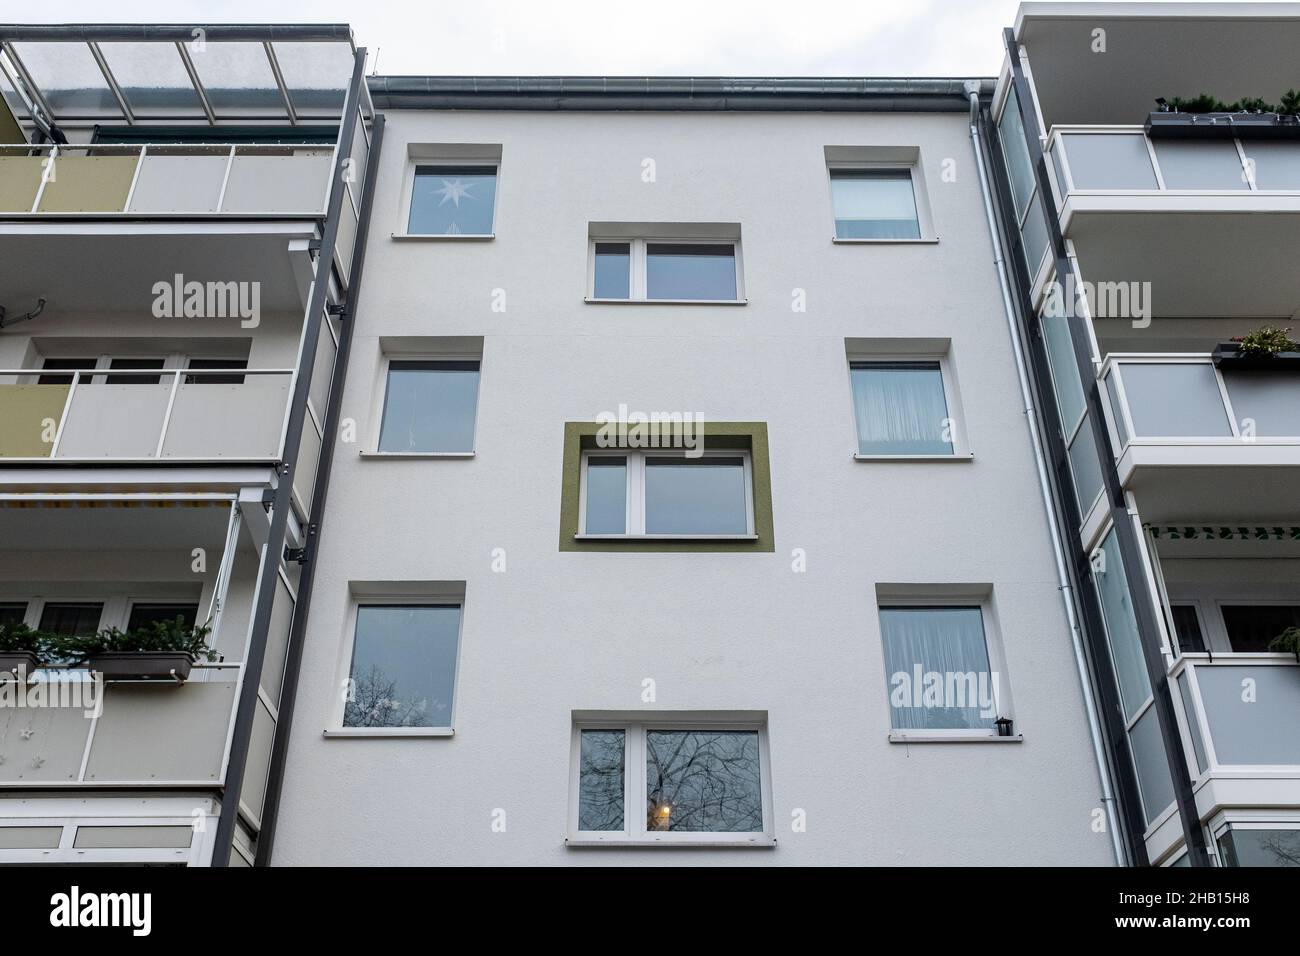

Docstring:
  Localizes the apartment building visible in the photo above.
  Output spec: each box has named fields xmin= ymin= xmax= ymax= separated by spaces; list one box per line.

xmin=2 ymin=4 xmax=1295 ymax=869
xmin=985 ymin=2 xmax=1300 ymax=866
xmin=0 ymin=25 xmax=378 ymax=865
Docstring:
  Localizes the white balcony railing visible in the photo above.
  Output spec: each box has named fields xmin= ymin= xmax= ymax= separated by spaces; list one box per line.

xmin=1101 ymin=354 xmax=1300 ymax=451
xmin=0 ymin=142 xmax=335 ymax=217
xmin=1045 ymin=126 xmax=1300 ymax=204
xmin=0 ymin=367 xmax=294 ymax=462
xmin=1174 ymin=654 xmax=1300 ymax=776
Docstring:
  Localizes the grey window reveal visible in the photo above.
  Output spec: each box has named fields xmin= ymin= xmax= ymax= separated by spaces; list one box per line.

xmin=584 ymin=457 xmax=627 ymax=534
xmin=830 ymin=169 xmax=921 ymax=239
xmin=644 ymin=456 xmax=747 ymax=535
xmin=378 ymin=360 xmax=480 ymax=453
xmin=645 ymin=243 xmax=737 ymax=301
xmin=850 ymin=361 xmax=952 ymax=455
xmin=344 ymin=605 xmax=461 ymax=729
xmin=408 ymin=165 xmax=497 ymax=236
xmin=578 ymin=729 xmax=626 ymax=831
xmin=645 ymin=730 xmax=763 ymax=832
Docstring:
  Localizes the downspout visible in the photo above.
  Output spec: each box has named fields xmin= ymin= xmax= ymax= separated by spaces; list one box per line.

xmin=964 ymin=81 xmax=1125 ymax=866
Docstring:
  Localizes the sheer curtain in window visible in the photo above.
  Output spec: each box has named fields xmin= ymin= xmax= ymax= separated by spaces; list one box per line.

xmin=851 ymin=362 xmax=952 ymax=455
xmin=880 ymin=607 xmax=995 ymax=730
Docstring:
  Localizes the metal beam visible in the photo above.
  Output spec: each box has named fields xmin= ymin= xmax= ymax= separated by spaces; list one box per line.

xmin=263 ymin=41 xmax=297 ymax=126
xmin=209 ymin=46 xmax=367 ymax=867
xmin=174 ymin=41 xmax=215 ymax=125
xmin=87 ymin=41 xmax=133 ymax=124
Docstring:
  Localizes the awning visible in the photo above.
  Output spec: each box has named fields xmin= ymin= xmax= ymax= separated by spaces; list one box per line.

xmin=0 ymin=24 xmax=357 ymax=132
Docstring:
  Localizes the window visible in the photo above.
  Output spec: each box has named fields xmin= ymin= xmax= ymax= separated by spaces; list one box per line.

xmin=376 ymin=360 xmax=480 ymax=454
xmin=878 ymin=606 xmax=1001 ymax=733
xmin=126 ymin=603 xmax=198 ymax=632
xmin=587 ymin=236 xmax=743 ymax=303
xmin=1170 ymin=604 xmax=1206 ymax=654
xmin=407 ymin=164 xmax=497 ymax=236
xmin=1216 ymin=825 xmax=1300 ymax=867
xmin=341 ymin=604 xmax=462 ymax=732
xmin=103 ymin=358 xmax=165 ymax=385
xmin=849 ymin=361 xmax=955 ymax=456
xmin=829 ymin=168 xmax=921 ymax=240
xmin=579 ymin=451 xmax=754 ymax=538
xmin=38 ymin=602 xmax=104 ymax=637
xmin=37 ymin=358 xmax=96 ymax=385
xmin=1220 ymin=604 xmax=1300 ymax=654
xmin=0 ymin=602 xmax=27 ymax=629
xmin=570 ymin=717 xmax=773 ymax=844
xmin=185 ymin=358 xmax=248 ymax=386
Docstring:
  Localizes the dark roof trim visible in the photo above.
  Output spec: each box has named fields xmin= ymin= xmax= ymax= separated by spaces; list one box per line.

xmin=368 ymin=76 xmax=996 ymax=112
xmin=0 ymin=23 xmax=353 ymax=43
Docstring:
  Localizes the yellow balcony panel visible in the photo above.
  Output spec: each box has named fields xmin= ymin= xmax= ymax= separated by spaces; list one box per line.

xmin=0 ymin=383 xmax=67 ymax=457
xmin=0 ymin=156 xmax=44 ymax=213
xmin=36 ymin=155 xmax=138 ymax=213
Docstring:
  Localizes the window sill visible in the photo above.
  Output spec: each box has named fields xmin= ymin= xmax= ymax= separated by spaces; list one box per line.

xmin=323 ymin=727 xmax=455 ymax=738
xmin=853 ymin=453 xmax=974 ymax=462
xmin=888 ymin=732 xmax=1023 ymax=744
xmin=565 ymin=836 xmax=777 ymax=848
xmin=832 ymin=237 xmax=939 ymax=245
xmin=584 ymin=297 xmax=748 ymax=306
xmin=391 ymin=233 xmax=494 ymax=241
xmin=359 ymin=451 xmax=476 ymax=459
xmin=574 ymin=533 xmax=759 ymax=541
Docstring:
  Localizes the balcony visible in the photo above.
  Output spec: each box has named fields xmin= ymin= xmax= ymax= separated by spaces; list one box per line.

xmin=1044 ymin=128 xmax=1300 ymax=317
xmin=1101 ymin=354 xmax=1300 ymax=520
xmin=0 ymin=367 xmax=292 ymax=462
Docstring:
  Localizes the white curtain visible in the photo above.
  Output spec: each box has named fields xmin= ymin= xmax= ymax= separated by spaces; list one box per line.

xmin=880 ymin=607 xmax=994 ymax=730
xmin=852 ymin=364 xmax=951 ymax=455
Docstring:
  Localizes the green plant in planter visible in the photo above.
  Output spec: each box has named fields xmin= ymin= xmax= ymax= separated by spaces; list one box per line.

xmin=1167 ymin=93 xmax=1228 ymax=113
xmin=1226 ymin=97 xmax=1277 ymax=114
xmin=0 ymin=622 xmax=48 ymax=658
xmin=1231 ymin=326 xmax=1298 ymax=356
xmin=1270 ymin=627 xmax=1300 ymax=663
xmin=52 ymin=617 xmax=219 ymax=665
xmin=1281 ymin=89 xmax=1300 ymax=118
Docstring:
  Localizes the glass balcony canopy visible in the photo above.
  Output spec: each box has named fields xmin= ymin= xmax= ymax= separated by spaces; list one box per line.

xmin=0 ymin=24 xmax=357 ymax=129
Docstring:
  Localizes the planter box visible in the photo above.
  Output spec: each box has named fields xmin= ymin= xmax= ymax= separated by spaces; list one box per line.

xmin=1213 ymin=344 xmax=1300 ymax=370
xmin=86 ymin=651 xmax=193 ymax=682
xmin=0 ymin=650 xmax=39 ymax=681
xmin=1146 ymin=111 xmax=1300 ymax=140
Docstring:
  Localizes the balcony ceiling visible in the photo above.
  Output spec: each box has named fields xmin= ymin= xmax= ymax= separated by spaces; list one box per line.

xmin=0 ymin=501 xmax=233 ymax=551
xmin=1015 ymin=4 xmax=1300 ymax=128
xmin=1129 ymin=463 xmax=1300 ymax=525
xmin=0 ymin=226 xmax=312 ymax=313
xmin=1068 ymin=211 xmax=1300 ymax=318
xmin=0 ymin=24 xmax=356 ymax=132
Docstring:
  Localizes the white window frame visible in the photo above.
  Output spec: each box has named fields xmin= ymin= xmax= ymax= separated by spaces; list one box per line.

xmin=826 ymin=160 xmax=934 ymax=244
xmin=394 ymin=157 xmax=500 ymax=241
xmin=876 ymin=597 xmax=1017 ymax=743
xmin=585 ymin=237 xmax=746 ymax=304
xmin=325 ymin=598 xmax=465 ymax=738
xmin=363 ymin=351 xmax=482 ymax=459
xmin=576 ymin=448 xmax=756 ymax=539
xmin=1209 ymin=811 xmax=1300 ymax=867
xmin=567 ymin=717 xmax=775 ymax=846
xmin=846 ymin=352 xmax=972 ymax=460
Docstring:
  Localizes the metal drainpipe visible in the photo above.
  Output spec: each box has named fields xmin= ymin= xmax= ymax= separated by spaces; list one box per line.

xmin=964 ymin=81 xmax=1126 ymax=866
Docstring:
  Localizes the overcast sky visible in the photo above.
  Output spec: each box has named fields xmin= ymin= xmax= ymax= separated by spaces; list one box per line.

xmin=22 ymin=0 xmax=1224 ymax=77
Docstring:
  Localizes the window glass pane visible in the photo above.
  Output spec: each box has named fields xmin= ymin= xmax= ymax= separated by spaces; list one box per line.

xmin=829 ymin=169 xmax=921 ymax=239
xmin=0 ymin=603 xmax=27 ymax=629
xmin=1120 ymin=363 xmax=1231 ymax=438
xmin=1049 ymin=138 xmax=1069 ymax=203
xmin=1218 ymin=828 xmax=1300 ymax=867
xmin=408 ymin=166 xmax=497 ymax=235
xmin=187 ymin=42 xmax=284 ymax=113
xmin=1170 ymin=604 xmax=1205 ymax=654
xmin=997 ymin=91 xmax=1035 ymax=218
xmin=583 ymin=457 xmax=627 ymax=534
xmin=1092 ymin=527 xmax=1151 ymax=722
xmin=850 ymin=362 xmax=952 ymax=455
xmin=11 ymin=42 xmax=118 ymax=115
xmin=578 ymin=730 xmax=625 ymax=831
xmin=1129 ymin=705 xmax=1176 ymax=827
xmin=1154 ymin=141 xmax=1248 ymax=190
xmin=377 ymin=360 xmax=480 ymax=453
xmin=1219 ymin=605 xmax=1300 ymax=654
xmin=38 ymin=602 xmax=103 ymax=637
xmin=645 ymin=730 xmax=762 ymax=832
xmin=1197 ymin=664 xmax=1300 ymax=765
xmin=1041 ymin=308 xmax=1086 ymax=432
xmin=1019 ymin=190 xmax=1049 ymax=277
xmin=1176 ymin=671 xmax=1207 ymax=775
xmin=644 ymin=457 xmax=747 ymax=535
xmin=185 ymin=358 xmax=248 ymax=386
xmin=645 ymin=244 xmax=736 ymax=301
xmin=1222 ymin=370 xmax=1300 ymax=437
xmin=1062 ymin=133 xmax=1157 ymax=189
xmin=593 ymin=242 xmax=630 ymax=299
xmin=37 ymin=358 xmax=96 ymax=385
xmin=1067 ymin=418 xmax=1105 ymax=514
xmin=104 ymin=358 xmax=166 ymax=385
xmin=1104 ymin=369 xmax=1130 ymax=448
xmin=879 ymin=607 xmax=996 ymax=730
xmin=126 ymin=603 xmax=198 ymax=632
xmin=98 ymin=42 xmax=204 ymax=115
xmin=344 ymin=605 xmax=460 ymax=729
xmin=1242 ymin=141 xmax=1300 ymax=189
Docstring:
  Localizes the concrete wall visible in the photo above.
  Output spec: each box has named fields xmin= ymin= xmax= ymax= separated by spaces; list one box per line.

xmin=273 ymin=107 xmax=1115 ymax=865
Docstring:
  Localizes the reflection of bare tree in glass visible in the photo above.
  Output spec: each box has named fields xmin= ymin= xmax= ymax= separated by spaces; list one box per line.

xmin=646 ymin=731 xmax=762 ymax=832
xmin=343 ymin=665 xmax=429 ymax=728
xmin=1258 ymin=831 xmax=1300 ymax=866
xmin=578 ymin=730 xmax=625 ymax=831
